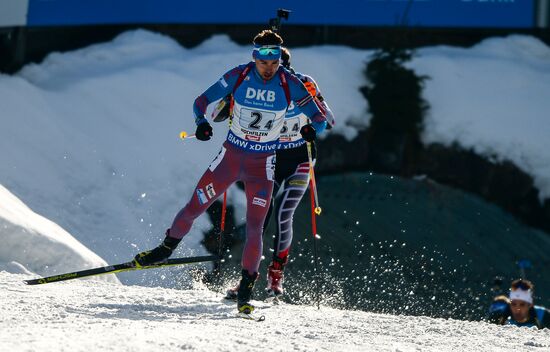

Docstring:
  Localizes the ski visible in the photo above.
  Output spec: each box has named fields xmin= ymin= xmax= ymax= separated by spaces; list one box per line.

xmin=24 ymin=255 xmax=219 ymax=285
xmin=236 ymin=312 xmax=265 ymax=322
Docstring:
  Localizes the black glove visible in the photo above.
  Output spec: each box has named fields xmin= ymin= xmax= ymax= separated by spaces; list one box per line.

xmin=196 ymin=122 xmax=213 ymax=141
xmin=300 ymin=124 xmax=316 ymax=142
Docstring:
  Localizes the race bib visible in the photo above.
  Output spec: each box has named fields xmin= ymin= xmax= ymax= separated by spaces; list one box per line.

xmin=239 ymin=108 xmax=278 ymax=132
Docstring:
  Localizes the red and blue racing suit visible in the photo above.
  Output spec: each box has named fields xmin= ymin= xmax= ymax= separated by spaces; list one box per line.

xmin=168 ymin=63 xmax=325 ymax=274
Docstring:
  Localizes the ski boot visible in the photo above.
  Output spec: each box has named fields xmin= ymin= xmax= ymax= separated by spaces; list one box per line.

xmin=237 ymin=269 xmax=258 ymax=314
xmin=133 ymin=230 xmax=181 ymax=267
xmin=265 ymin=255 xmax=288 ymax=298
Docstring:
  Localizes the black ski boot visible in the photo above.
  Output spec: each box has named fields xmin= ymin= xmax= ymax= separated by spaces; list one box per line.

xmin=237 ymin=269 xmax=258 ymax=314
xmin=133 ymin=230 xmax=181 ymax=267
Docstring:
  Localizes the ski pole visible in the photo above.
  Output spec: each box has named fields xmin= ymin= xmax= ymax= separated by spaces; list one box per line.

xmin=179 ymin=131 xmax=196 ymax=140
xmin=306 ymin=142 xmax=322 ymax=215
xmin=309 ymin=175 xmax=321 ymax=310
xmin=216 ymin=191 xmax=227 ymax=271
xmin=306 ymin=141 xmax=321 ymax=309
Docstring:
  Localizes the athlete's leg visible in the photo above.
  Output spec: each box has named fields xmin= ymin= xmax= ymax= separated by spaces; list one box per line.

xmin=231 ymin=153 xmax=275 ymax=311
xmin=262 ymin=181 xmax=282 ymax=238
xmin=170 ymin=145 xmax=239 ymax=239
xmin=240 ymin=154 xmax=275 ymax=274
xmin=266 ymin=160 xmax=310 ymax=295
xmin=272 ymin=161 xmax=310 ymax=258
xmin=134 ymin=144 xmax=241 ymax=267
xmin=262 ymin=149 xmax=294 ymax=263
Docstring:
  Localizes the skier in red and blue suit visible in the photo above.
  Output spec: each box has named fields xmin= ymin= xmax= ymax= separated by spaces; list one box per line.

xmin=224 ymin=47 xmax=335 ymax=301
xmin=133 ymin=30 xmax=326 ymax=314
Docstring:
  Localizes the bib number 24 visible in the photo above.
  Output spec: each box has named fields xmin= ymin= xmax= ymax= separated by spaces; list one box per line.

xmin=241 ymin=108 xmax=276 ymax=131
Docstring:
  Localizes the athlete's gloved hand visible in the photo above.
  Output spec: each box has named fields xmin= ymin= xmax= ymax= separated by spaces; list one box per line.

xmin=300 ymin=124 xmax=316 ymax=142
xmin=195 ymin=118 xmax=213 ymax=141
xmin=311 ymin=121 xmax=327 ymax=135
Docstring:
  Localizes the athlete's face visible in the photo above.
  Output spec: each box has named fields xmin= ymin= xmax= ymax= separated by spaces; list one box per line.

xmin=254 ymin=58 xmax=280 ymax=80
xmin=510 ymin=299 xmax=532 ymax=322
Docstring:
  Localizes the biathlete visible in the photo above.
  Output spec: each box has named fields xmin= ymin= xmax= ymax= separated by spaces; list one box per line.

xmin=133 ymin=30 xmax=326 ymax=315
xmin=221 ymin=47 xmax=335 ymax=300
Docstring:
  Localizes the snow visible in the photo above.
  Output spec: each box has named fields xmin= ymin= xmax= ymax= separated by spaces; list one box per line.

xmin=0 ymin=30 xmax=368 ymax=285
xmin=0 ymin=184 xmax=118 ymax=283
xmin=1 ymin=29 xmax=550 ymax=350
xmin=1 ymin=271 xmax=548 ymax=352
xmin=407 ymin=35 xmax=550 ymax=200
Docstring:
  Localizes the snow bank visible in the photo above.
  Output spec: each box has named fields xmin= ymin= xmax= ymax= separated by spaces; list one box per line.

xmin=0 ymin=184 xmax=118 ymax=283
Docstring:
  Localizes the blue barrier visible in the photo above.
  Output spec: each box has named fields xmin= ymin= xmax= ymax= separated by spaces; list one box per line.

xmin=26 ymin=0 xmax=534 ymax=28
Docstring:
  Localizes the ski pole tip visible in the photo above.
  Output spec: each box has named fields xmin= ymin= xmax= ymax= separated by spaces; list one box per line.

xmin=180 ymin=131 xmax=196 ymax=140
xmin=314 ymin=207 xmax=322 ymax=215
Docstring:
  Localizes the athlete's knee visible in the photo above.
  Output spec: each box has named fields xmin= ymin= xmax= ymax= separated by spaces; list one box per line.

xmin=170 ymin=204 xmax=201 ymax=236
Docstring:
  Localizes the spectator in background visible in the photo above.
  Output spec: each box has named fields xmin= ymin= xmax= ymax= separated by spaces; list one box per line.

xmin=487 ymin=279 xmax=550 ymax=329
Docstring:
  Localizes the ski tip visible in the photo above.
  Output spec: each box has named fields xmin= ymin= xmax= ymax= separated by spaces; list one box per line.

xmin=23 ymin=279 xmax=40 ymax=285
xmin=236 ymin=312 xmax=265 ymax=322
